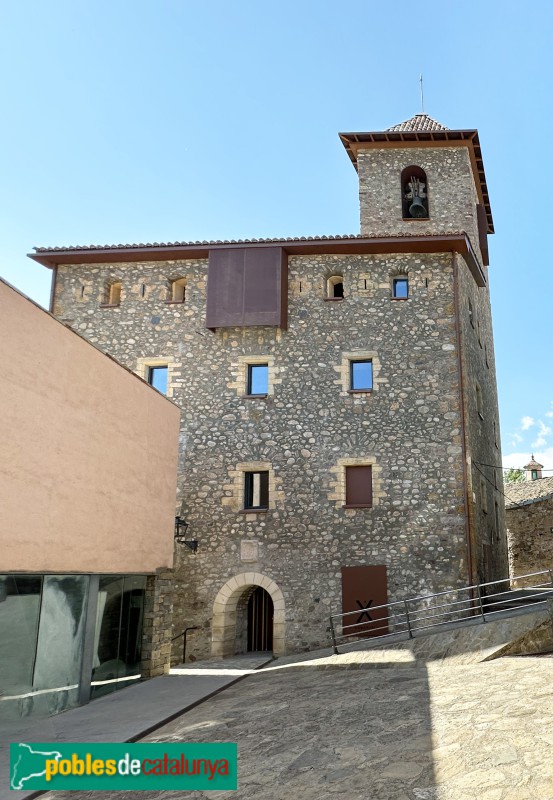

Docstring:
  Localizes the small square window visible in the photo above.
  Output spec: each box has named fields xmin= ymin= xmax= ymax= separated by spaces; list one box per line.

xmin=148 ymin=365 xmax=168 ymax=395
xmin=247 ymin=364 xmax=269 ymax=396
xmin=345 ymin=465 xmax=373 ymax=508
xmin=244 ymin=471 xmax=269 ymax=510
xmin=350 ymin=360 xmax=373 ymax=392
xmin=392 ymin=278 xmax=409 ymax=299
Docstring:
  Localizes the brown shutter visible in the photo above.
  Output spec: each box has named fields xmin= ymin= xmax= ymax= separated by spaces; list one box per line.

xmin=206 ymin=246 xmax=288 ymax=329
xmin=476 ymin=204 xmax=489 ymax=266
xmin=345 ymin=465 xmax=373 ymax=507
xmin=341 ymin=566 xmax=388 ymax=637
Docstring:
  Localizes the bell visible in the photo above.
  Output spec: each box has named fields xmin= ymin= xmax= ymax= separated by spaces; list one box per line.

xmin=409 ymin=196 xmax=427 ymax=218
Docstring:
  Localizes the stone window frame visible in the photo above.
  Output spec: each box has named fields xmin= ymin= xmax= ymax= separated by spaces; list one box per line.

xmin=165 ymin=277 xmax=187 ymax=305
xmin=222 ymin=461 xmax=285 ymax=515
xmin=325 ymin=275 xmax=344 ymax=301
xmin=327 ymin=457 xmax=384 ymax=510
xmin=390 ymin=268 xmax=409 ymax=301
xmin=228 ymin=355 xmax=280 ymax=399
xmin=334 ymin=350 xmax=385 ymax=397
xmin=100 ymin=279 xmax=122 ymax=308
xmin=136 ymin=356 xmax=178 ymax=399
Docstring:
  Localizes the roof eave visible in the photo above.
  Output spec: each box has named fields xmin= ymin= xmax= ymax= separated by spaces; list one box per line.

xmin=29 ymin=232 xmax=486 ymax=287
xmin=339 ymin=129 xmax=494 ymax=235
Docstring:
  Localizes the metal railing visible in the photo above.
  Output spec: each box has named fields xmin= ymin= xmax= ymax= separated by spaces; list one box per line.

xmin=171 ymin=626 xmax=199 ymax=663
xmin=328 ymin=570 xmax=553 ymax=654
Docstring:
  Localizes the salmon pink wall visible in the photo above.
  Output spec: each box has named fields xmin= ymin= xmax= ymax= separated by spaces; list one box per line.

xmin=0 ymin=279 xmax=180 ymax=573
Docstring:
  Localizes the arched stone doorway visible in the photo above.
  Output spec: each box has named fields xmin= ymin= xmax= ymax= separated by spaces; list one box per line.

xmin=211 ymin=573 xmax=285 ymax=658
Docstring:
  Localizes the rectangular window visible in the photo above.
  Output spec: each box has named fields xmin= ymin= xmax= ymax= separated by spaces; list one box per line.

xmin=350 ymin=360 xmax=373 ymax=392
xmin=392 ymin=278 xmax=408 ymax=299
xmin=244 ymin=471 xmax=269 ymax=510
xmin=247 ymin=364 xmax=269 ymax=396
xmin=345 ymin=465 xmax=373 ymax=508
xmin=148 ymin=366 xmax=168 ymax=395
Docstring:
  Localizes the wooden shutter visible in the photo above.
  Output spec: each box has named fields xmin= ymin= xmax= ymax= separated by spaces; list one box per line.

xmin=341 ymin=566 xmax=388 ymax=637
xmin=476 ymin=204 xmax=489 ymax=267
xmin=206 ymin=247 xmax=288 ymax=329
xmin=345 ymin=465 xmax=373 ymax=507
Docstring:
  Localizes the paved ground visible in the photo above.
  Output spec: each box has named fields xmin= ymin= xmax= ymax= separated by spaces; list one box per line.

xmin=38 ymin=652 xmax=553 ymax=800
xmin=1 ymin=655 xmax=271 ymax=800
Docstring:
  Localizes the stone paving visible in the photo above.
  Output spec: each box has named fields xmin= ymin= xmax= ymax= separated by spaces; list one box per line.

xmin=40 ymin=652 xmax=553 ymax=800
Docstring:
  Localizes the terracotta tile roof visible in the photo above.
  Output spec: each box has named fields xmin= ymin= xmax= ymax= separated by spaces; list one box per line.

xmin=387 ymin=114 xmax=449 ymax=133
xmin=505 ymin=476 xmax=553 ymax=509
xmin=33 ymin=231 xmax=465 ymax=254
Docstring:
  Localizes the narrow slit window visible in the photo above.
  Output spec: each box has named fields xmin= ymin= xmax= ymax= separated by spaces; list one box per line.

xmin=327 ymin=276 xmax=344 ymax=299
xmin=350 ymin=359 xmax=373 ymax=392
xmin=476 ymin=383 xmax=484 ymax=419
xmin=247 ymin=364 xmax=269 ymax=396
xmin=244 ymin=471 xmax=269 ymax=510
xmin=345 ymin=465 xmax=373 ymax=508
xmin=148 ymin=365 xmax=168 ymax=395
xmin=392 ymin=277 xmax=409 ymax=299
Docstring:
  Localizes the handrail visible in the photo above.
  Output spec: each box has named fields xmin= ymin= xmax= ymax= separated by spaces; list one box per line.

xmin=328 ymin=569 xmax=553 ymax=654
xmin=171 ymin=626 xmax=199 ymax=663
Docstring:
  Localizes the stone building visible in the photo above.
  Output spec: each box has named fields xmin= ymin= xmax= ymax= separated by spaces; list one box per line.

xmin=506 ymin=457 xmax=553 ymax=585
xmin=31 ymin=113 xmax=508 ymax=660
xmin=0 ymin=277 xmax=179 ymax=717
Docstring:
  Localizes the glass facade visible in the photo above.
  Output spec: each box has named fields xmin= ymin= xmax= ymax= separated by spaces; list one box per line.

xmin=0 ymin=574 xmax=146 ymax=720
xmin=91 ymin=575 xmax=146 ymax=699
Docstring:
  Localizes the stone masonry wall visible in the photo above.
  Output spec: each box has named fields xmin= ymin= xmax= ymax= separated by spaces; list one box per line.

xmin=455 ymin=252 xmax=509 ymax=585
xmin=507 ymin=499 xmax=553 ymax=586
xmin=357 ymin=146 xmax=482 ymax=261
xmin=53 ymin=249 xmax=470 ymax=659
xmin=141 ymin=569 xmax=174 ymax=677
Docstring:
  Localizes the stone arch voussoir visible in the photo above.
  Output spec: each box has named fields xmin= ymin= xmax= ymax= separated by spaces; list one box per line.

xmin=211 ymin=572 xmax=285 ymax=658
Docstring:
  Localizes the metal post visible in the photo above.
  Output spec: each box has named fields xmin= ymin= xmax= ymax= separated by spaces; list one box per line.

xmin=329 ymin=617 xmax=339 ymax=655
xmin=403 ymin=601 xmax=413 ymax=638
xmin=78 ymin=575 xmax=100 ymax=706
xmin=476 ymin=583 xmax=486 ymax=623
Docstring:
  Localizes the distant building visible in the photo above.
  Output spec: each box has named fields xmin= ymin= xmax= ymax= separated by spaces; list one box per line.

xmin=0 ymin=278 xmax=180 ymax=718
xmin=506 ymin=457 xmax=553 ymax=585
xmin=30 ymin=113 xmax=508 ymax=660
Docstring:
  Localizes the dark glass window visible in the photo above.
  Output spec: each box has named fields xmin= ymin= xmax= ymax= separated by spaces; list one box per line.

xmin=244 ymin=471 xmax=269 ymax=510
xmin=148 ymin=366 xmax=168 ymax=395
xmin=393 ymin=278 xmax=409 ymax=299
xmin=91 ymin=575 xmax=146 ymax=700
xmin=350 ymin=360 xmax=373 ymax=391
xmin=345 ymin=466 xmax=373 ymax=507
xmin=532 ymin=470 xmax=538 ymax=480
xmin=247 ymin=364 xmax=269 ymax=396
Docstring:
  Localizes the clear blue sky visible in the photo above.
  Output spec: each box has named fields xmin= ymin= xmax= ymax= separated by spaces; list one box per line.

xmin=1 ymin=0 xmax=551 ymax=469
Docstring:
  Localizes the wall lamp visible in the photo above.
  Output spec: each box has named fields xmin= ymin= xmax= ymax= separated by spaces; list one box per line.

xmin=174 ymin=517 xmax=198 ymax=553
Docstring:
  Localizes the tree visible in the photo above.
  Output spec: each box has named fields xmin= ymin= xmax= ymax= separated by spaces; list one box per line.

xmin=504 ymin=468 xmax=524 ymax=484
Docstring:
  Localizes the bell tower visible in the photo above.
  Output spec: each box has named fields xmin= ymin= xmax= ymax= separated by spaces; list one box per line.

xmin=339 ymin=113 xmax=493 ymax=268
